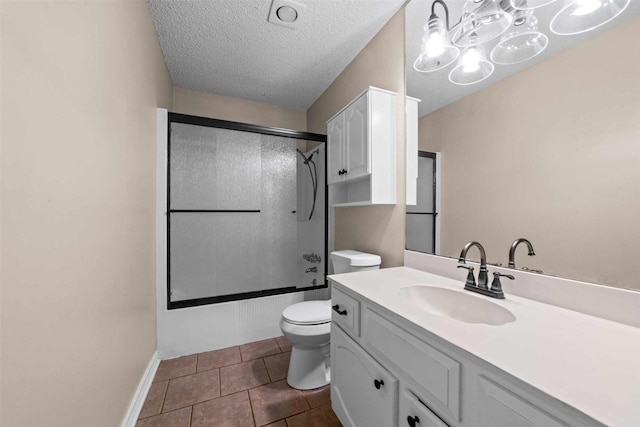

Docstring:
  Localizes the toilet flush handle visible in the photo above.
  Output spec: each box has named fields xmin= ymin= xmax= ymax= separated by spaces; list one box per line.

xmin=332 ymin=304 xmax=347 ymax=316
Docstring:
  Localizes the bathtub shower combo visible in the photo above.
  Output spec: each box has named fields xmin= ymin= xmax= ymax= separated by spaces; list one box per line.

xmin=166 ymin=113 xmax=327 ymax=309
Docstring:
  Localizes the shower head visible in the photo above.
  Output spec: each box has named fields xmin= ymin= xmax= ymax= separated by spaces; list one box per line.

xmin=297 ymin=148 xmax=319 ymax=165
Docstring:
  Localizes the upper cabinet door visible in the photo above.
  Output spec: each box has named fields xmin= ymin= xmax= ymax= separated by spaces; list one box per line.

xmin=327 ymin=113 xmax=345 ymax=185
xmin=344 ymin=93 xmax=370 ymax=181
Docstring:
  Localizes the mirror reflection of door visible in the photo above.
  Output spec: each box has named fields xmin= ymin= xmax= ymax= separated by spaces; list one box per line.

xmin=406 ymin=151 xmax=439 ymax=254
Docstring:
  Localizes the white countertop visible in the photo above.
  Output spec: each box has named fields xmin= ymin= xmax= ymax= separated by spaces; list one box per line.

xmin=329 ymin=266 xmax=640 ymax=427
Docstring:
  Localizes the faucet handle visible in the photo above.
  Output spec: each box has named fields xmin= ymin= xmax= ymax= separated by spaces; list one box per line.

xmin=490 ymin=272 xmax=514 ymax=295
xmin=457 ymin=265 xmax=476 ymax=288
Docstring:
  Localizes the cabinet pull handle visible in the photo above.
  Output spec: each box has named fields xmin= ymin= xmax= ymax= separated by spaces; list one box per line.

xmin=338 ymin=170 xmax=343 ymax=175
xmin=332 ymin=305 xmax=347 ymax=316
xmin=342 ymin=168 xmax=348 ymax=174
xmin=407 ymin=415 xmax=420 ymax=426
xmin=374 ymin=379 xmax=384 ymax=389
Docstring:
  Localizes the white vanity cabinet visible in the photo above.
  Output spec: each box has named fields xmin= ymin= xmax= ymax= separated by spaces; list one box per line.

xmin=330 ymin=282 xmax=603 ymax=427
xmin=327 ymin=87 xmax=397 ymax=206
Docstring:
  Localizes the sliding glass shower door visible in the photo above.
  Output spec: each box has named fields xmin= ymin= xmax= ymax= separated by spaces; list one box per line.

xmin=167 ymin=115 xmax=326 ymax=308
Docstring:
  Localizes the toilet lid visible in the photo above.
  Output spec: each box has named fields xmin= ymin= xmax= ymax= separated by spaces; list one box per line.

xmin=283 ymin=300 xmax=331 ymax=325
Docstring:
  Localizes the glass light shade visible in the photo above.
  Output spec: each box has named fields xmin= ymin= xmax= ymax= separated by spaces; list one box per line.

xmin=452 ymin=0 xmax=514 ymax=47
xmin=550 ymin=0 xmax=630 ymax=35
xmin=449 ymin=46 xmax=495 ymax=85
xmin=414 ymin=16 xmax=460 ymax=72
xmin=490 ymin=13 xmax=549 ymax=64
xmin=510 ymin=0 xmax=560 ymax=9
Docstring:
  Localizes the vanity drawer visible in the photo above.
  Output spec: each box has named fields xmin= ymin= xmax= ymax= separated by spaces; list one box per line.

xmin=332 ymin=287 xmax=360 ymax=337
xmin=363 ymin=308 xmax=460 ymax=421
xmin=399 ymin=388 xmax=449 ymax=427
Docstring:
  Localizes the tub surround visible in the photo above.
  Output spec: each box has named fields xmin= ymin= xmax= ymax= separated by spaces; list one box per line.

xmin=329 ymin=265 xmax=640 ymax=426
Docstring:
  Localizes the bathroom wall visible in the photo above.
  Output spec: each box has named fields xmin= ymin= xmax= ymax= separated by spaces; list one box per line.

xmin=0 ymin=2 xmax=172 ymax=426
xmin=419 ymin=17 xmax=640 ymax=290
xmin=173 ymin=86 xmax=307 ymax=132
xmin=307 ymin=9 xmax=406 ymax=268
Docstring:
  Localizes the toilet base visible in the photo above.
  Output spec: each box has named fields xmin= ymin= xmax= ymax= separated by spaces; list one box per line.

xmin=286 ymin=344 xmax=331 ymax=390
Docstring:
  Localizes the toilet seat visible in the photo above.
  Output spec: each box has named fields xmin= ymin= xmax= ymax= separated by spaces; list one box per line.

xmin=282 ymin=300 xmax=331 ymax=325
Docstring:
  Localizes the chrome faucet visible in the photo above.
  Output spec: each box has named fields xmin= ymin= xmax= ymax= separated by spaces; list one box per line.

xmin=458 ymin=241 xmax=508 ymax=299
xmin=508 ymin=238 xmax=535 ymax=269
xmin=458 ymin=241 xmax=489 ymax=289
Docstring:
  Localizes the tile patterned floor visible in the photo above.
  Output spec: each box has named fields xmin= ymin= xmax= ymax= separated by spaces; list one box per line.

xmin=136 ymin=337 xmax=342 ymax=427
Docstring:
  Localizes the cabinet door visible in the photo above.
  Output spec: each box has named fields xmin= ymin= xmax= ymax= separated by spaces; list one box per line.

xmin=331 ymin=324 xmax=398 ymax=427
xmin=344 ymin=93 xmax=369 ymax=181
xmin=477 ymin=376 xmax=569 ymax=427
xmin=327 ymin=113 xmax=345 ymax=185
xmin=399 ymin=388 xmax=449 ymax=427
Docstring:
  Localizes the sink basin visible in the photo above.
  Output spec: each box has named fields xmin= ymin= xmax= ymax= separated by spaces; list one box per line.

xmin=398 ymin=285 xmax=516 ymax=326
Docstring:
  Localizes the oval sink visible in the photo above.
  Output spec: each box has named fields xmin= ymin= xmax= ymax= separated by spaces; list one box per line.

xmin=398 ymin=285 xmax=516 ymax=326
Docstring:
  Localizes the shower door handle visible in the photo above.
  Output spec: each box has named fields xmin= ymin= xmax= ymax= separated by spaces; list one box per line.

xmin=332 ymin=305 xmax=347 ymax=316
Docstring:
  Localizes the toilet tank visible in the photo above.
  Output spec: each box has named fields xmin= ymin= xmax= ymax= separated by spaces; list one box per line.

xmin=330 ymin=250 xmax=382 ymax=274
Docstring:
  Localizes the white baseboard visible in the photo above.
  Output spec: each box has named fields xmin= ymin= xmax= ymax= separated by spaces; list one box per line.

xmin=121 ymin=351 xmax=160 ymax=427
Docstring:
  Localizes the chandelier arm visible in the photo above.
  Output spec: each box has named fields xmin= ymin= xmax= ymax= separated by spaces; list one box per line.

xmin=430 ymin=0 xmax=463 ymax=32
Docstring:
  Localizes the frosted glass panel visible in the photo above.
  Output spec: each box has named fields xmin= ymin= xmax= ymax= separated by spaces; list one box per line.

xmin=170 ymin=213 xmax=261 ymax=301
xmin=259 ymin=135 xmax=297 ymax=290
xmin=170 ymin=123 xmax=261 ymax=210
xmin=406 ymin=214 xmax=435 ymax=253
xmin=167 ymin=120 xmax=326 ymax=305
xmin=407 ymin=156 xmax=434 ymax=213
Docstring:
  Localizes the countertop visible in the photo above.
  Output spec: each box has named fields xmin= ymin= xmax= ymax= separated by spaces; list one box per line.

xmin=329 ymin=266 xmax=640 ymax=427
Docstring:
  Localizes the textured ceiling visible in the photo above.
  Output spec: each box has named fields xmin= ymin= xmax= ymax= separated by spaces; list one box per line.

xmin=406 ymin=0 xmax=640 ymax=117
xmin=148 ymin=0 xmax=406 ymax=110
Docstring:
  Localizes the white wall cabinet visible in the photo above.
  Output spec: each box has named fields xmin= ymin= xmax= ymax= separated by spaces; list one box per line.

xmin=330 ymin=283 xmax=602 ymax=427
xmin=327 ymin=87 xmax=397 ymax=206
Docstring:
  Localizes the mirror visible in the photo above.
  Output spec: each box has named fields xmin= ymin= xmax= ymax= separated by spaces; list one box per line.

xmin=405 ymin=0 xmax=640 ymax=290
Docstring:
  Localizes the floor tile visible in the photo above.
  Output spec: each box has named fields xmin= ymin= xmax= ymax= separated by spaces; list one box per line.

xmin=285 ymin=403 xmax=342 ymax=427
xmin=139 ymin=381 xmax=169 ymax=419
xmin=220 ymin=358 xmax=270 ymax=396
xmin=303 ymin=385 xmax=330 ymax=409
xmin=240 ymin=338 xmax=281 ymax=361
xmin=249 ymin=380 xmax=310 ymax=426
xmin=191 ymin=391 xmax=254 ymax=427
xmin=198 ymin=346 xmax=242 ymax=372
xmin=263 ymin=421 xmax=286 ymax=427
xmin=275 ymin=336 xmax=292 ymax=353
xmin=135 ymin=407 xmax=191 ymax=427
xmin=163 ymin=370 xmax=220 ymax=412
xmin=154 ymin=355 xmax=197 ymax=382
xmin=264 ymin=352 xmax=291 ymax=382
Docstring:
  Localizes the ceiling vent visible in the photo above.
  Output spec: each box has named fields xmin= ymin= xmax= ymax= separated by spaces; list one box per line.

xmin=268 ymin=0 xmax=306 ymax=29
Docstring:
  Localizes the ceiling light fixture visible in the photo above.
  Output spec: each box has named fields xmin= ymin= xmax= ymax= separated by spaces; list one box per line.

xmin=267 ymin=0 xmax=305 ymax=29
xmin=452 ymin=0 xmax=513 ymax=47
xmin=276 ymin=5 xmax=298 ymax=23
xmin=415 ymin=0 xmax=629 ymax=85
xmin=550 ymin=0 xmax=630 ymax=35
xmin=413 ymin=0 xmax=460 ymax=72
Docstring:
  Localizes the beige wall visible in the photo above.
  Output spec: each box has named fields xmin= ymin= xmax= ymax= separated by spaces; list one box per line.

xmin=419 ymin=17 xmax=640 ymax=290
xmin=173 ymin=86 xmax=307 ymax=132
xmin=307 ymin=10 xmax=406 ymax=268
xmin=0 ymin=2 xmax=172 ymax=426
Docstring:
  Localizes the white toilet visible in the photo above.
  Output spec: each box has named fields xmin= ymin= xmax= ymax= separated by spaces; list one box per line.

xmin=280 ymin=250 xmax=381 ymax=390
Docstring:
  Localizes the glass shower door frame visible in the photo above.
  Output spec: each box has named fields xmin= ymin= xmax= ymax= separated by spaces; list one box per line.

xmin=167 ymin=112 xmax=328 ymax=310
